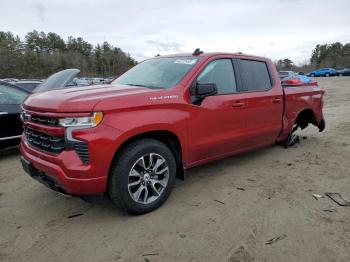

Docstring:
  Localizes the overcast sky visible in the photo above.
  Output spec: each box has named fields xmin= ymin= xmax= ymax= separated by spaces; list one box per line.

xmin=1 ymin=0 xmax=350 ymax=64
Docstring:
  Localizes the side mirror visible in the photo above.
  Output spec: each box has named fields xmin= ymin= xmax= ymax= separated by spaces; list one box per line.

xmin=190 ymin=82 xmax=217 ymax=105
xmin=195 ymin=82 xmax=218 ymax=98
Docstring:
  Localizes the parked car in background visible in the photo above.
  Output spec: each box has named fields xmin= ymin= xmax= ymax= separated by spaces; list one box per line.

xmin=1 ymin=78 xmax=19 ymax=83
xmin=279 ymin=71 xmax=312 ymax=83
xmin=33 ymin=69 xmax=114 ymax=92
xmin=103 ymin=77 xmax=114 ymax=84
xmin=91 ymin=78 xmax=105 ymax=84
xmin=0 ymin=81 xmax=29 ymax=149
xmin=307 ymin=68 xmax=336 ymax=77
xmin=297 ymin=71 xmax=305 ymax=75
xmin=279 ymin=71 xmax=297 ymax=80
xmin=69 ymin=78 xmax=92 ymax=87
xmin=335 ymin=68 xmax=350 ymax=76
xmin=79 ymin=77 xmax=93 ymax=85
xmin=335 ymin=67 xmax=345 ymax=75
xmin=33 ymin=69 xmax=81 ymax=92
xmin=13 ymin=80 xmax=42 ymax=92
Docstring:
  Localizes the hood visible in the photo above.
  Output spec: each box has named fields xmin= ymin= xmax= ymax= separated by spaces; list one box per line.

xmin=23 ymin=84 xmax=157 ymax=112
xmin=34 ymin=68 xmax=80 ymax=93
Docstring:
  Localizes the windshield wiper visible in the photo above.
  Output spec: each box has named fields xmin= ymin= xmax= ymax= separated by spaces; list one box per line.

xmin=123 ymin=83 xmax=162 ymax=89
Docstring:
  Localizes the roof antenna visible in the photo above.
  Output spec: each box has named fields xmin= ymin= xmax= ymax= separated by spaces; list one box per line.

xmin=192 ymin=48 xmax=203 ymax=56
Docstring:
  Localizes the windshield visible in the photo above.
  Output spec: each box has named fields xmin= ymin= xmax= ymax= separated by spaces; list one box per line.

xmin=113 ymin=57 xmax=199 ymax=89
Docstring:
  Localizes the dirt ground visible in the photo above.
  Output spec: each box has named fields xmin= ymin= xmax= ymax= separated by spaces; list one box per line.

xmin=1 ymin=77 xmax=350 ymax=262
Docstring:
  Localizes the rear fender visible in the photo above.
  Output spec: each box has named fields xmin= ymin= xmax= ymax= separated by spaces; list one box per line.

xmin=277 ymin=108 xmax=324 ymax=142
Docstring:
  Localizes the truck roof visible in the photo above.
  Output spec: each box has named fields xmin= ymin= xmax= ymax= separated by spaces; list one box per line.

xmin=159 ymin=52 xmax=268 ymax=61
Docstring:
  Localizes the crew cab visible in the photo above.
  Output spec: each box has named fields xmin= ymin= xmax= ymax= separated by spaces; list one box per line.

xmin=20 ymin=51 xmax=325 ymax=214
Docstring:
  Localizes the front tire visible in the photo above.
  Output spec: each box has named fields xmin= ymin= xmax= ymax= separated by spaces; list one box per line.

xmin=325 ymin=73 xmax=330 ymax=77
xmin=109 ymin=138 xmax=176 ymax=214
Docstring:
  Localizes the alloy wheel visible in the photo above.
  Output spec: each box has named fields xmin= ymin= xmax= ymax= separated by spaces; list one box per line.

xmin=128 ymin=153 xmax=169 ymax=204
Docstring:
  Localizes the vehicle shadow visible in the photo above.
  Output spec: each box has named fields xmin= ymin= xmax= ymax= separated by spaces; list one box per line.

xmin=78 ymin=139 xmax=314 ymax=216
xmin=11 ymin=138 xmax=313 ymax=217
xmin=90 ymin=143 xmax=283 ymax=215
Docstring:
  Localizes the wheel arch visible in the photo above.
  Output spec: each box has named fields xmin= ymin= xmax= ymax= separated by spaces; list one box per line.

xmin=294 ymin=108 xmax=324 ymax=132
xmin=109 ymin=130 xmax=185 ymax=184
xmin=295 ymin=108 xmax=317 ymax=129
xmin=278 ymin=107 xmax=324 ymax=142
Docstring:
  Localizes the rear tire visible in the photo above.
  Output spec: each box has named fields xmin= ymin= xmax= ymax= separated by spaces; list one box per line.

xmin=108 ymin=138 xmax=176 ymax=214
xmin=325 ymin=73 xmax=330 ymax=77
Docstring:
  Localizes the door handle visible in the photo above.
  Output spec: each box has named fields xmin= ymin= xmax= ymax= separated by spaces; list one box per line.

xmin=232 ymin=101 xmax=245 ymax=108
xmin=0 ymin=112 xmax=8 ymax=116
xmin=273 ymin=97 xmax=281 ymax=103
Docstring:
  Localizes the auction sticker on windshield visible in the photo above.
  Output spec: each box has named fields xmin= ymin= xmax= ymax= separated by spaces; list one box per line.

xmin=174 ymin=59 xmax=197 ymax=65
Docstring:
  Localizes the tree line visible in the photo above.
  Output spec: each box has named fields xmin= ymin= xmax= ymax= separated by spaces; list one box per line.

xmin=0 ymin=30 xmax=137 ymax=79
xmin=276 ymin=42 xmax=350 ymax=71
xmin=2 ymin=31 xmax=349 ymax=77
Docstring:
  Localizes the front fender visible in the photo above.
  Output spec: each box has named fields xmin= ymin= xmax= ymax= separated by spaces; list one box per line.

xmin=103 ymin=108 xmax=190 ymax=161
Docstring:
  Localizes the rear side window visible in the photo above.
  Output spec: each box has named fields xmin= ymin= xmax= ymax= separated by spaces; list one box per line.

xmin=239 ymin=60 xmax=271 ymax=91
xmin=197 ymin=59 xmax=236 ymax=94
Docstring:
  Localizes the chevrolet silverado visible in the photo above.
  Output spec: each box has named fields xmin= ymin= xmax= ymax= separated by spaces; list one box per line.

xmin=20 ymin=50 xmax=325 ymax=214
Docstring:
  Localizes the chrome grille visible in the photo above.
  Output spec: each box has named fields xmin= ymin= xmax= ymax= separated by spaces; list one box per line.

xmin=25 ymin=128 xmax=65 ymax=153
xmin=30 ymin=115 xmax=59 ymax=126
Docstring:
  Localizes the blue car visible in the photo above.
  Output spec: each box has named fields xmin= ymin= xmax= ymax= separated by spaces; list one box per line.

xmin=307 ymin=68 xmax=336 ymax=77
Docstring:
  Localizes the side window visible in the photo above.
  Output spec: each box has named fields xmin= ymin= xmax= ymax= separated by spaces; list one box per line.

xmin=239 ymin=60 xmax=272 ymax=91
xmin=0 ymin=84 xmax=28 ymax=105
xmin=197 ymin=59 xmax=236 ymax=94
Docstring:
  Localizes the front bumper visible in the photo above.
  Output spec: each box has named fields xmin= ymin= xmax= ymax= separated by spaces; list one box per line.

xmin=20 ymin=142 xmax=107 ymax=195
xmin=20 ymin=156 xmax=71 ymax=196
xmin=19 ymin=123 xmax=123 ymax=195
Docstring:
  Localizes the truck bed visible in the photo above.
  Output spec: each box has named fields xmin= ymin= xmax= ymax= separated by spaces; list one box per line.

xmin=278 ymin=80 xmax=325 ymax=142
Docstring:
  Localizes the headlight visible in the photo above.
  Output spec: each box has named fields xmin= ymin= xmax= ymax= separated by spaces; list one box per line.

xmin=58 ymin=112 xmax=103 ymax=128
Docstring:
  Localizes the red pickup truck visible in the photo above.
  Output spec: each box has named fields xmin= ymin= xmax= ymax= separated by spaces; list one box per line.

xmin=20 ymin=51 xmax=325 ymax=214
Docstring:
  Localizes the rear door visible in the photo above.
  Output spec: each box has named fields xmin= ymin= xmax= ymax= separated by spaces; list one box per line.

xmin=235 ymin=59 xmax=283 ymax=147
xmin=0 ymin=83 xmax=28 ymax=141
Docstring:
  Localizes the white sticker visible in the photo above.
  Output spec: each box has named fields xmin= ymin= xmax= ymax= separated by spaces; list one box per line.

xmin=174 ymin=59 xmax=197 ymax=65
xmin=149 ymin=95 xmax=179 ymax=101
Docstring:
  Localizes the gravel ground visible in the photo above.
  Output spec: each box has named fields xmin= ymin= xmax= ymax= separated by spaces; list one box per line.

xmin=1 ymin=77 xmax=350 ymax=262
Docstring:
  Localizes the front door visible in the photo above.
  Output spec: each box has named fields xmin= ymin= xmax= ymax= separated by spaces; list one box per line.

xmin=187 ymin=58 xmax=248 ymax=164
